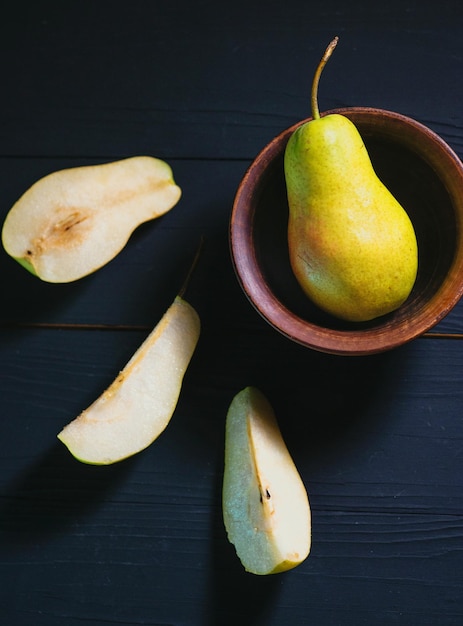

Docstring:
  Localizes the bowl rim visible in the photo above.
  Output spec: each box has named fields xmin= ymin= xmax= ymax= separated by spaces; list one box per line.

xmin=230 ymin=106 xmax=463 ymax=355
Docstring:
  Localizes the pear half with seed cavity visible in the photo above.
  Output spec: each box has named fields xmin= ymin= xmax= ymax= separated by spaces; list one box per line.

xmin=222 ymin=386 xmax=311 ymax=575
xmin=57 ymin=295 xmax=200 ymax=464
xmin=1 ymin=156 xmax=181 ymax=282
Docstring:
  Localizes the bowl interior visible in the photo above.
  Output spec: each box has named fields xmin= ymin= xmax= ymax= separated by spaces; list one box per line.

xmin=231 ymin=108 xmax=463 ymax=354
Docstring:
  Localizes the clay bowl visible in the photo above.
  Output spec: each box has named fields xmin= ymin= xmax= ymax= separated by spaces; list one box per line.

xmin=230 ymin=107 xmax=463 ymax=356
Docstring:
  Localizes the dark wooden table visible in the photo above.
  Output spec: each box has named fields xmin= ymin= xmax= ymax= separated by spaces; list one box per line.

xmin=2 ymin=2 xmax=463 ymax=624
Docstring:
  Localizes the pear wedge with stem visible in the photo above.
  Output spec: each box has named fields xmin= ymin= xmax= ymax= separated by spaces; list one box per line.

xmin=57 ymin=244 xmax=202 ymax=465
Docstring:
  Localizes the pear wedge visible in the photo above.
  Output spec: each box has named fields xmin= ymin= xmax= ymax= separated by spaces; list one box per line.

xmin=2 ymin=156 xmax=181 ymax=282
xmin=57 ymin=295 xmax=200 ymax=464
xmin=222 ymin=387 xmax=311 ymax=575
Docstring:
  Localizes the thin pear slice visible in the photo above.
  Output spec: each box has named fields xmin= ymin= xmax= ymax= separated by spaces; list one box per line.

xmin=222 ymin=386 xmax=311 ymax=575
xmin=2 ymin=156 xmax=181 ymax=283
xmin=57 ymin=296 xmax=200 ymax=464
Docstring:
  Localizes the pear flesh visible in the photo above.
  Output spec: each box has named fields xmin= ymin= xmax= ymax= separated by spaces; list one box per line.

xmin=285 ymin=114 xmax=418 ymax=322
xmin=222 ymin=386 xmax=311 ymax=575
xmin=1 ymin=156 xmax=181 ymax=283
xmin=57 ymin=296 xmax=200 ymax=464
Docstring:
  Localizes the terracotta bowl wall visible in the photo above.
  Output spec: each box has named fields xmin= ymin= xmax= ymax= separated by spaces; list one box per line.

xmin=230 ymin=108 xmax=463 ymax=355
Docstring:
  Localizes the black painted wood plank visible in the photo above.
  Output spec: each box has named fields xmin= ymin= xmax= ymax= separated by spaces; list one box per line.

xmin=1 ymin=156 xmax=463 ymax=336
xmin=1 ymin=331 xmax=463 ymax=624
xmin=0 ymin=2 xmax=462 ymax=161
xmin=1 ymin=1 xmax=463 ymax=625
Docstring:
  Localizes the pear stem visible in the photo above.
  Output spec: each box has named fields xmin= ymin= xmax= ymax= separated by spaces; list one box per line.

xmin=178 ymin=235 xmax=204 ymax=299
xmin=311 ymin=36 xmax=339 ymax=120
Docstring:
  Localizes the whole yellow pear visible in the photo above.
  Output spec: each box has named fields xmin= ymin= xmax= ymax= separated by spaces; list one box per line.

xmin=284 ymin=38 xmax=418 ymax=322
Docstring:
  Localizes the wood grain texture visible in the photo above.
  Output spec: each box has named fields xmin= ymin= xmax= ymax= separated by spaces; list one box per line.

xmin=2 ymin=335 xmax=463 ymax=625
xmin=1 ymin=2 xmax=462 ymax=161
xmin=1 ymin=1 xmax=463 ymax=625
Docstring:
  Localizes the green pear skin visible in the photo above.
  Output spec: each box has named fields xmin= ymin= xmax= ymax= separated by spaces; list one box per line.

xmin=284 ymin=40 xmax=418 ymax=322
